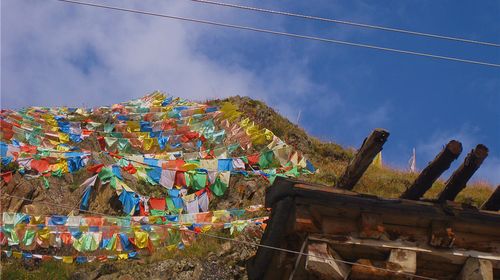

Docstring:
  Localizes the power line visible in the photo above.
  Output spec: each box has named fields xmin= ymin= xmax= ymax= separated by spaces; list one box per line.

xmin=53 ymin=0 xmax=500 ymax=68
xmin=2 ymin=193 xmax=265 ymax=225
xmin=3 ymin=193 xmax=124 ymax=218
xmin=2 ymin=193 xmax=436 ymax=279
xmin=191 ymin=231 xmax=437 ymax=280
xmin=190 ymin=0 xmax=500 ymax=48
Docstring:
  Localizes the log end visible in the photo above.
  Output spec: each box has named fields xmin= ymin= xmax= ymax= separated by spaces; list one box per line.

xmin=473 ymin=144 xmax=489 ymax=159
xmin=447 ymin=140 xmax=463 ymax=156
xmin=373 ymin=128 xmax=390 ymax=142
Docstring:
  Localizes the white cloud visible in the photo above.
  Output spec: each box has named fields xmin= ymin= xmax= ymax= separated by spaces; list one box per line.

xmin=346 ymin=103 xmax=391 ymax=127
xmin=3 ymin=1 xmax=496 ymax=186
xmin=0 ymin=0 xmax=321 ymax=109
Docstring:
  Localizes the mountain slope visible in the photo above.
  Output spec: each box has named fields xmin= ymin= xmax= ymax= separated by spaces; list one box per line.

xmin=214 ymin=96 xmax=493 ymax=206
xmin=0 ymin=93 xmax=494 ymax=279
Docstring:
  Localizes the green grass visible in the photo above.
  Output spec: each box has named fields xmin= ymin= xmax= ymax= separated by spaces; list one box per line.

xmin=147 ymin=235 xmax=224 ymax=264
xmin=0 ymin=235 xmax=231 ymax=280
xmin=1 ymin=260 xmax=77 ymax=280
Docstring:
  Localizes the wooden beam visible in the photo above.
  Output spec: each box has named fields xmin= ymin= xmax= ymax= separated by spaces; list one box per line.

xmin=293 ymin=186 xmax=500 ymax=237
xmin=437 ymin=144 xmax=489 ymax=203
xmin=350 ymin=259 xmax=406 ymax=280
xmin=358 ymin=212 xmax=389 ymax=240
xmin=481 ymin=186 xmax=500 ymax=211
xmin=316 ymin=216 xmax=500 ymax=254
xmin=388 ymin=249 xmax=417 ymax=274
xmin=336 ymin=128 xmax=390 ymax=190
xmin=308 ymin=234 xmax=500 ymax=269
xmin=247 ymin=197 xmax=295 ymax=280
xmin=458 ymin=258 xmax=493 ymax=280
xmin=401 ymin=140 xmax=462 ymax=200
xmin=294 ymin=206 xmax=320 ymax=233
xmin=305 ymin=242 xmax=350 ymax=280
xmin=416 ymin=258 xmax=463 ymax=279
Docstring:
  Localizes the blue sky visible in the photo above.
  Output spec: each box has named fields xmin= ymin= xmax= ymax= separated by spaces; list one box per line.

xmin=2 ymin=0 xmax=499 ymax=184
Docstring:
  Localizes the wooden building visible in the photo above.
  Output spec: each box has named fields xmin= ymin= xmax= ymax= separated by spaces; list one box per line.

xmin=247 ymin=129 xmax=500 ymax=280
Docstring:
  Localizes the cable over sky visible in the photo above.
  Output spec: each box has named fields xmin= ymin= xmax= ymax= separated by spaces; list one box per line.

xmin=54 ymin=0 xmax=500 ymax=68
xmin=190 ymin=0 xmax=500 ymax=48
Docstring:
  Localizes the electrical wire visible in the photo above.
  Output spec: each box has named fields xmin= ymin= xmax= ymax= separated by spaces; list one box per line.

xmin=2 ymin=193 xmax=265 ymax=224
xmin=52 ymin=0 xmax=500 ymax=68
xmin=190 ymin=0 xmax=500 ymax=48
xmin=1 ymin=193 xmax=437 ymax=279
xmin=2 ymin=193 xmax=123 ymax=218
xmin=188 ymin=230 xmax=437 ymax=280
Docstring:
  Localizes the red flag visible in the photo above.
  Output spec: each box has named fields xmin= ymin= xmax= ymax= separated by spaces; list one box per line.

xmin=87 ymin=163 xmax=104 ymax=174
xmin=122 ymin=163 xmax=136 ymax=174
xmin=1 ymin=172 xmax=13 ymax=183
xmin=31 ymin=159 xmax=50 ymax=173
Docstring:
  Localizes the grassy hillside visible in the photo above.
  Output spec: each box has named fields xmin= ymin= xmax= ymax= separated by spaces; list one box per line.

xmin=1 ymin=95 xmax=495 ymax=279
xmin=213 ymin=96 xmax=493 ymax=207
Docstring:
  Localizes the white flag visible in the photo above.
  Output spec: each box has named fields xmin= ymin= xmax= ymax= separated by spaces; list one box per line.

xmin=408 ymin=148 xmax=416 ymax=172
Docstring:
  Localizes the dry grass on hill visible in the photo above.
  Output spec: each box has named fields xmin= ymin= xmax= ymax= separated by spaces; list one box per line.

xmin=216 ymin=96 xmax=494 ymax=207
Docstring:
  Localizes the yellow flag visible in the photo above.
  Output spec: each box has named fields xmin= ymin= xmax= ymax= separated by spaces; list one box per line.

xmin=37 ymin=228 xmax=51 ymax=242
xmin=167 ymin=244 xmax=177 ymax=251
xmin=79 ymin=226 xmax=89 ymax=232
xmin=240 ymin=118 xmax=251 ymax=128
xmin=56 ymin=144 xmax=71 ymax=152
xmin=134 ymin=230 xmax=149 ymax=249
xmin=143 ymin=138 xmax=154 ymax=151
xmin=220 ymin=102 xmax=241 ymax=121
xmin=263 ymin=129 xmax=274 ymax=141
xmin=148 ymin=216 xmax=159 ymax=224
xmin=201 ymin=225 xmax=212 ymax=233
xmin=30 ymin=216 xmax=44 ymax=224
xmin=182 ymin=163 xmax=199 ymax=171
xmin=126 ymin=121 xmax=140 ymax=132
xmin=372 ymin=152 xmax=383 ymax=168
xmin=43 ymin=114 xmax=58 ymax=127
xmin=58 ymin=132 xmax=69 ymax=143
xmin=50 ymin=161 xmax=69 ymax=173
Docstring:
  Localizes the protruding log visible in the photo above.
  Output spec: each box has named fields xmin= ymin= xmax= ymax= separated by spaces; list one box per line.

xmin=401 ymin=140 xmax=462 ymax=200
xmin=437 ymin=144 xmax=489 ymax=203
xmin=305 ymin=242 xmax=350 ymax=280
xmin=457 ymin=258 xmax=493 ymax=280
xmin=336 ymin=129 xmax=390 ymax=190
xmin=481 ymin=186 xmax=500 ymax=211
xmin=388 ymin=249 xmax=417 ymax=274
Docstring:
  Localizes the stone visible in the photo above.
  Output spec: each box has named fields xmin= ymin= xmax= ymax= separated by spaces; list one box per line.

xmin=305 ymin=242 xmax=350 ymax=280
xmin=388 ymin=249 xmax=417 ymax=274
xmin=458 ymin=258 xmax=493 ymax=280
